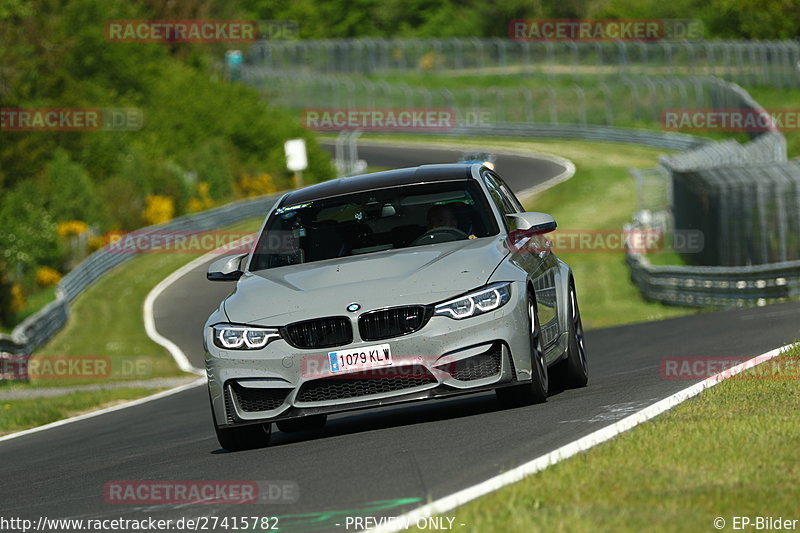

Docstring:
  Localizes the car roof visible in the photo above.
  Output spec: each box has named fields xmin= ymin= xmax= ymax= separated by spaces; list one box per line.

xmin=281 ymin=163 xmax=480 ymax=205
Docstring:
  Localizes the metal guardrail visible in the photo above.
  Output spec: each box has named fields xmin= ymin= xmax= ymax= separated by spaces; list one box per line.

xmin=626 ymin=250 xmax=800 ymax=307
xmin=0 ymin=194 xmax=280 ymax=357
xmin=628 ymin=140 xmax=799 ymax=307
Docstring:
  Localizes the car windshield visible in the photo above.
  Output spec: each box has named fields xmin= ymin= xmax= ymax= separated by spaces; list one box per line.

xmin=249 ymin=180 xmax=499 ymax=271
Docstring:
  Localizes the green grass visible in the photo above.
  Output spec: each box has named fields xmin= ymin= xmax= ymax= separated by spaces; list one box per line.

xmin=0 ymin=388 xmax=166 ymax=434
xmin=35 ymin=253 xmax=198 ymax=380
xmin=647 ymin=249 xmax=690 ymax=266
xmin=1 ymin=217 xmax=263 ymax=391
xmin=426 ymin=343 xmax=800 ymax=533
xmin=0 ymin=216 xmax=263 ymax=432
xmin=359 ymin=134 xmax=697 ymax=329
xmin=744 ymin=87 xmax=800 ymax=157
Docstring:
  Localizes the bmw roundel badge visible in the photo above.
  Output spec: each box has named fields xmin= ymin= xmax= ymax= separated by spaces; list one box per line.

xmin=346 ymin=303 xmax=361 ymax=312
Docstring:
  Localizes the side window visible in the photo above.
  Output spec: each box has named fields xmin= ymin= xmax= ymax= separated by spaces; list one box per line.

xmin=494 ymin=174 xmax=525 ymax=212
xmin=483 ymin=171 xmax=519 ymax=230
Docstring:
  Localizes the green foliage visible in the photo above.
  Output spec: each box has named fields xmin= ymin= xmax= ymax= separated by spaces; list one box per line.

xmin=240 ymin=0 xmax=799 ymax=39
xmin=40 ymin=150 xmax=104 ymax=225
xmin=0 ymin=0 xmax=335 ymax=285
xmin=0 ymin=182 xmax=63 ymax=276
xmin=595 ymin=0 xmax=800 ymax=39
xmin=241 ymin=0 xmax=569 ymax=38
xmin=0 ymin=264 xmax=14 ymax=327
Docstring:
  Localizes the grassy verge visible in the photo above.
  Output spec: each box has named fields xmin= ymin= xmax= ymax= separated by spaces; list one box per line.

xmin=744 ymin=87 xmax=800 ymax=157
xmin=0 ymin=216 xmax=263 ymax=432
xmin=360 ymin=134 xmax=698 ymax=329
xmin=0 ymin=388 xmax=166 ymax=434
xmin=0 ymin=252 xmax=195 ymax=391
xmin=431 ymin=343 xmax=800 ymax=532
xmin=32 ymin=253 xmax=202 ymax=382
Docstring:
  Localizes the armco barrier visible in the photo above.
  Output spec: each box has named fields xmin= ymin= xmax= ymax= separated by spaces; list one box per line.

xmin=626 ymin=248 xmax=800 ymax=307
xmin=0 ymin=194 xmax=280 ymax=359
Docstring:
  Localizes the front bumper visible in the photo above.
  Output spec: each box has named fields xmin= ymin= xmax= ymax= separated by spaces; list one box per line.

xmin=206 ymin=284 xmax=532 ymax=428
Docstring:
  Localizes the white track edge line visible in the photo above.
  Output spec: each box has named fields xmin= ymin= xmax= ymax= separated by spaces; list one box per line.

xmin=371 ymin=342 xmax=796 ymax=532
xmin=143 ymin=234 xmax=258 ymax=375
xmin=0 ymin=378 xmax=205 ymax=443
xmin=515 ymin=158 xmax=576 ymax=205
xmin=1 ymin=236 xmax=256 ymax=443
xmin=143 ymin=254 xmax=217 ymax=375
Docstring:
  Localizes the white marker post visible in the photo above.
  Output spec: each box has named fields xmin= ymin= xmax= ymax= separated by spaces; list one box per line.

xmin=284 ymin=138 xmax=308 ymax=189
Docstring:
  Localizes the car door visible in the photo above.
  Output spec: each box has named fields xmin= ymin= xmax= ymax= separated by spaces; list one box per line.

xmin=482 ymin=170 xmax=560 ymax=349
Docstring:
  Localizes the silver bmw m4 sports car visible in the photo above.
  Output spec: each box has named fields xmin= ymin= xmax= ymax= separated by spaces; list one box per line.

xmin=204 ymin=163 xmax=587 ymax=451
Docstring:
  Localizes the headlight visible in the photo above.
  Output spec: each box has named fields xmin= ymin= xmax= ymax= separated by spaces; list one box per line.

xmin=433 ymin=282 xmax=512 ymax=320
xmin=212 ymin=324 xmax=281 ymax=350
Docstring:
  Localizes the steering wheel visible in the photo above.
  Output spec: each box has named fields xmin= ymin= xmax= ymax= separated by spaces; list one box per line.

xmin=411 ymin=227 xmax=469 ymax=246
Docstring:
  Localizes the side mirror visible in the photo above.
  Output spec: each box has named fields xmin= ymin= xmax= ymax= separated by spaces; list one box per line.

xmin=507 ymin=212 xmax=557 ymax=235
xmin=207 ymin=253 xmax=247 ymax=281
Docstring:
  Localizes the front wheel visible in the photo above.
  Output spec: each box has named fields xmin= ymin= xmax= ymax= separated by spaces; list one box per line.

xmin=497 ymin=293 xmax=548 ymax=407
xmin=215 ymin=422 xmax=272 ymax=452
xmin=210 ymin=395 xmax=272 ymax=451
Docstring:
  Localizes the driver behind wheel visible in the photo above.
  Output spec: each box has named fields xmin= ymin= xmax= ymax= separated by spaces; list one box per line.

xmin=428 ymin=203 xmax=478 ymax=240
xmin=412 ymin=204 xmax=477 ymax=246
xmin=427 ymin=203 xmax=459 ymax=231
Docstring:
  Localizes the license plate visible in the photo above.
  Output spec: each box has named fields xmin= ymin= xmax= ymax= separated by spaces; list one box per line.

xmin=328 ymin=343 xmax=391 ymax=373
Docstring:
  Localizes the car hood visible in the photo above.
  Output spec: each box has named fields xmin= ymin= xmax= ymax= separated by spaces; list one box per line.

xmin=223 ymin=236 xmax=509 ymax=325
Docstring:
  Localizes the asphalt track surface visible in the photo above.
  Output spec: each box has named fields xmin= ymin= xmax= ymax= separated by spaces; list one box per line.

xmin=319 ymin=141 xmax=567 ymax=195
xmin=1 ymin=145 xmax=798 ymax=533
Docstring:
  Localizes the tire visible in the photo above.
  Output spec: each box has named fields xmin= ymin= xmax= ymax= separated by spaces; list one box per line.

xmin=214 ymin=421 xmax=272 ymax=452
xmin=554 ymin=282 xmax=589 ymax=388
xmin=210 ymin=395 xmax=272 ymax=451
xmin=496 ymin=292 xmax=548 ymax=407
xmin=276 ymin=414 xmax=327 ymax=433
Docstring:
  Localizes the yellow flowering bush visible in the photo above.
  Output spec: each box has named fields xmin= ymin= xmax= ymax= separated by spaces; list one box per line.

xmin=57 ymin=220 xmax=89 ymax=238
xmin=35 ymin=266 xmax=62 ymax=287
xmin=142 ymin=195 xmax=175 ymax=225
xmin=87 ymin=235 xmax=107 ymax=252
xmin=237 ymin=172 xmax=277 ymax=198
xmin=10 ymin=283 xmax=25 ymax=314
xmin=187 ymin=182 xmax=215 ymax=213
